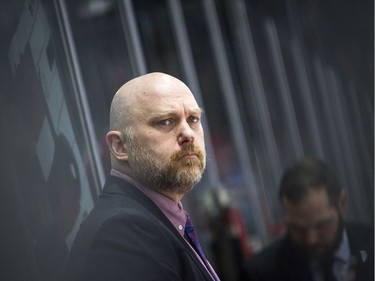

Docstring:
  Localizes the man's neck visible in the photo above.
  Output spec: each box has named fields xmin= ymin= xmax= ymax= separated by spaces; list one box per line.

xmin=159 ymin=190 xmax=184 ymax=203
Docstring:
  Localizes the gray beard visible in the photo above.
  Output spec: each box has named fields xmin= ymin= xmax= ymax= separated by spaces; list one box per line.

xmin=127 ymin=139 xmax=206 ymax=195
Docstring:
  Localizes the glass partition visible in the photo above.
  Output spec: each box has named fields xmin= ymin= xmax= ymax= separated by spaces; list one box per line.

xmin=0 ymin=0 xmax=372 ymax=280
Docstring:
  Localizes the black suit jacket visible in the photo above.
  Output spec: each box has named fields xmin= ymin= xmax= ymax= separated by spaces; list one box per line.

xmin=63 ymin=176 xmax=213 ymax=281
xmin=241 ymin=223 xmax=373 ymax=281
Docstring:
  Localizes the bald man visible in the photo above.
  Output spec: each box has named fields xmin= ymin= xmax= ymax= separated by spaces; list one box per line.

xmin=63 ymin=73 xmax=219 ymax=281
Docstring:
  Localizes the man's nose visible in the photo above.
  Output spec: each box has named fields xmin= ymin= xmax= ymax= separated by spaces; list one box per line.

xmin=177 ymin=121 xmax=195 ymax=145
xmin=304 ymin=230 xmax=319 ymax=246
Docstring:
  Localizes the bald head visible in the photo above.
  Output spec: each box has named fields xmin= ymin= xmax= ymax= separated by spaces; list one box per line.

xmin=109 ymin=72 xmax=194 ymax=132
xmin=106 ymin=72 xmax=205 ymax=200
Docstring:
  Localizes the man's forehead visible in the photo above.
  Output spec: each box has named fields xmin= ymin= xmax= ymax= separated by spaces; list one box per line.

xmin=284 ymin=199 xmax=337 ymax=226
xmin=150 ymin=106 xmax=203 ymax=117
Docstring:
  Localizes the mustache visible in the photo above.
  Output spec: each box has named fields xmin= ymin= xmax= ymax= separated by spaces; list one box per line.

xmin=170 ymin=143 xmax=204 ymax=162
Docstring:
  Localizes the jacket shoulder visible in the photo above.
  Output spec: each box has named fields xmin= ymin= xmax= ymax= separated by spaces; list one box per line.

xmin=241 ymin=237 xmax=286 ymax=280
xmin=241 ymin=235 xmax=312 ymax=281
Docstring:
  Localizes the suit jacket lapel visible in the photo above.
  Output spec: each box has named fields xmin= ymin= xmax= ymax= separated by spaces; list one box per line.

xmin=345 ymin=223 xmax=374 ymax=280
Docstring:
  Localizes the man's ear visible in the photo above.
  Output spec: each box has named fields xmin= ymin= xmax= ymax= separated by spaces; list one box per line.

xmin=106 ymin=131 xmax=128 ymax=161
xmin=338 ymin=189 xmax=348 ymax=215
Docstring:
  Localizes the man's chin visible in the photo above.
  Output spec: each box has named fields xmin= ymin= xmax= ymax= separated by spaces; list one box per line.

xmin=177 ymin=160 xmax=205 ymax=174
xmin=307 ymin=247 xmax=331 ymax=260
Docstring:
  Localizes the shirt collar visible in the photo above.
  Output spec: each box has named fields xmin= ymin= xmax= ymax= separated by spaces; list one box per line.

xmin=334 ymin=228 xmax=350 ymax=263
xmin=110 ymin=169 xmax=187 ymax=237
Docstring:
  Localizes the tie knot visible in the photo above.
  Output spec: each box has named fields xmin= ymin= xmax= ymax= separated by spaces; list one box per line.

xmin=185 ymin=214 xmax=197 ymax=240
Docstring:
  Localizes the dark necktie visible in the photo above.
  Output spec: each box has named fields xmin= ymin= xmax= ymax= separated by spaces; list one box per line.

xmin=185 ymin=214 xmax=219 ymax=281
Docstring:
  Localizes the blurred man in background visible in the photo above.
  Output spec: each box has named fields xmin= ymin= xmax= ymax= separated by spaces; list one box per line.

xmin=241 ymin=157 xmax=373 ymax=281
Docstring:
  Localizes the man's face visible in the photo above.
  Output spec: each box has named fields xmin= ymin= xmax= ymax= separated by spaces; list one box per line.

xmin=125 ymin=79 xmax=206 ymax=195
xmin=283 ymin=188 xmax=344 ymax=260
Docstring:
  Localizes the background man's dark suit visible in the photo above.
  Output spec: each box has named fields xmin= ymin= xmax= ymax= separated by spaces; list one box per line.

xmin=241 ymin=223 xmax=373 ymax=281
xmin=64 ymin=176 xmax=213 ymax=281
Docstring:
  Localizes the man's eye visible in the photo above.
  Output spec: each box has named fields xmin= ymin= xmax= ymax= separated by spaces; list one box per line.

xmin=188 ymin=116 xmax=199 ymax=123
xmin=316 ymin=221 xmax=331 ymax=230
xmin=289 ymin=224 xmax=305 ymax=234
xmin=159 ymin=119 xmax=172 ymax=126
